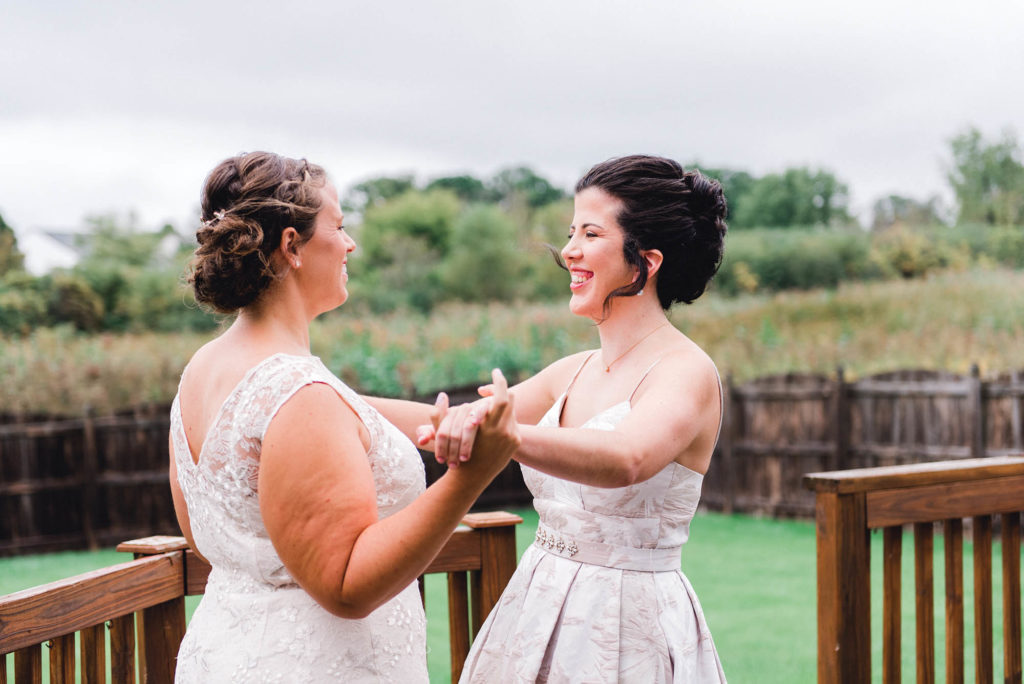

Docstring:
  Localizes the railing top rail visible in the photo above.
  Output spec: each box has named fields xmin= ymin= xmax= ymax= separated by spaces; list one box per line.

xmin=0 ymin=551 xmax=184 ymax=654
xmin=802 ymin=455 xmax=1024 ymax=494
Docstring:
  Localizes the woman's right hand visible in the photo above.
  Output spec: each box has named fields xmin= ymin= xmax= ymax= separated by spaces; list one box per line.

xmin=434 ymin=368 xmax=519 ymax=475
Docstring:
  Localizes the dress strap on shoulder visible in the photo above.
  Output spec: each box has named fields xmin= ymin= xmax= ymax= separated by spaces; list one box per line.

xmin=627 ymin=354 xmax=670 ymax=403
xmin=711 ymin=362 xmax=725 ymax=449
xmin=566 ymin=350 xmax=599 ymax=394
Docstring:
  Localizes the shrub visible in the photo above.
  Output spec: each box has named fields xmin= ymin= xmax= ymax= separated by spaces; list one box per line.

xmin=47 ymin=274 xmax=104 ymax=332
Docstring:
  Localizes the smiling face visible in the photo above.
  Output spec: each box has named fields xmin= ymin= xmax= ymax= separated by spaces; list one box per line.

xmin=295 ymin=182 xmax=356 ymax=313
xmin=561 ymin=186 xmax=637 ymax=320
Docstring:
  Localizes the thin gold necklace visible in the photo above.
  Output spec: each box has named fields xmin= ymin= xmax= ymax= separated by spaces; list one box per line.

xmin=602 ymin=322 xmax=670 ymax=372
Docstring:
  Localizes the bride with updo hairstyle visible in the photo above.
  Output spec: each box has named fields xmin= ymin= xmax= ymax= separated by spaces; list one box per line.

xmin=416 ymin=154 xmax=730 ymax=682
xmin=189 ymin=154 xmax=328 ymax=313
xmin=169 ymin=151 xmax=520 ymax=682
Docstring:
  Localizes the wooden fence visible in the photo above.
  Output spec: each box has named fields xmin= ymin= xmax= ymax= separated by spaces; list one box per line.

xmin=2 ymin=368 xmax=1023 ymax=556
xmin=704 ymin=366 xmax=1024 ymax=518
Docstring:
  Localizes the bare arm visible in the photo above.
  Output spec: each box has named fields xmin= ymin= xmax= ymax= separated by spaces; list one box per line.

xmin=436 ymin=352 xmax=721 ymax=487
xmin=514 ymin=354 xmax=721 ymax=486
xmin=362 ymin=395 xmax=439 ymax=448
xmin=429 ymin=352 xmax=596 ymax=465
xmin=260 ymin=370 xmax=519 ymax=619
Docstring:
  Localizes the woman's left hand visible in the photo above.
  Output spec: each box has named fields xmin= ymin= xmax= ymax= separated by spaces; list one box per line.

xmin=418 ymin=373 xmax=506 ymax=468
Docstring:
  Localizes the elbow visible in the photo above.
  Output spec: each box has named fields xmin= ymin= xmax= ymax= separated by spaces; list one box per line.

xmin=607 ymin=450 xmax=646 ymax=488
xmin=316 ymin=592 xmax=384 ymax=620
xmin=328 ymin=601 xmax=377 ymax=620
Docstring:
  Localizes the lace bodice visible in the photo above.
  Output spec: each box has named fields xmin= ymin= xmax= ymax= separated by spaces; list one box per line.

xmin=170 ymin=353 xmax=428 ymax=682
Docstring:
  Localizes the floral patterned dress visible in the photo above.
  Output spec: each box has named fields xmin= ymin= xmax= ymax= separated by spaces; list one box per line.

xmin=460 ymin=355 xmax=727 ymax=683
xmin=170 ymin=353 xmax=428 ymax=683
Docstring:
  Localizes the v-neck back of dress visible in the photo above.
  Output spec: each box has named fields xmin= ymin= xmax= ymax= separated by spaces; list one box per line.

xmin=169 ymin=353 xmax=430 ymax=682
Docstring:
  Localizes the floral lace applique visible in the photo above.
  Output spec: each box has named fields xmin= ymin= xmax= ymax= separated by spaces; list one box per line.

xmin=172 ymin=354 xmax=428 ymax=682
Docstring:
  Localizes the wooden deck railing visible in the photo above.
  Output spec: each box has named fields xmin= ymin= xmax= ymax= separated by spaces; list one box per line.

xmin=0 ymin=511 xmax=521 ymax=683
xmin=803 ymin=456 xmax=1024 ymax=683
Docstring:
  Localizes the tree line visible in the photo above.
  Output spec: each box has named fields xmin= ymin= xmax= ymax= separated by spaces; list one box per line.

xmin=0 ymin=126 xmax=1022 ymax=335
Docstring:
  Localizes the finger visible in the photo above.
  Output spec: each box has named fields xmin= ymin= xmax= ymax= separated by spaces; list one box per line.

xmin=468 ymin=398 xmax=492 ymax=426
xmin=458 ymin=412 xmax=479 ymax=462
xmin=477 ymin=384 xmax=495 ymax=397
xmin=430 ymin=392 xmax=449 ymax=430
xmin=439 ymin=407 xmax=465 ymax=467
xmin=434 ymin=411 xmax=454 ymax=465
xmin=415 ymin=424 xmax=435 ymax=447
xmin=490 ymin=368 xmax=508 ymax=406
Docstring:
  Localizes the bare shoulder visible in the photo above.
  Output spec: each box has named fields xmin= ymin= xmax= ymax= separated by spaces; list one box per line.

xmin=637 ymin=336 xmax=719 ymax=402
xmin=509 ymin=349 xmax=598 ymax=425
xmin=537 ymin=349 xmax=599 ymax=387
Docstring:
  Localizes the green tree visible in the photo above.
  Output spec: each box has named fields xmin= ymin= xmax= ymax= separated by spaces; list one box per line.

xmin=440 ymin=204 xmax=525 ymax=302
xmin=732 ymin=167 xmax=850 ymax=228
xmin=520 ymin=198 xmax=573 ymax=299
xmin=690 ymin=166 xmax=756 ymax=228
xmin=47 ymin=273 xmax=104 ymax=331
xmin=425 ymin=174 xmax=495 ymax=203
xmin=349 ymin=189 xmax=461 ymax=312
xmin=947 ymin=127 xmax=1024 ymax=225
xmin=0 ymin=271 xmax=50 ymax=334
xmin=0 ymin=211 xmax=25 ymax=275
xmin=73 ymin=214 xmax=192 ymax=331
xmin=871 ymin=195 xmax=945 ymax=230
xmin=342 ymin=175 xmax=416 ymax=214
xmin=489 ymin=166 xmax=565 ymax=208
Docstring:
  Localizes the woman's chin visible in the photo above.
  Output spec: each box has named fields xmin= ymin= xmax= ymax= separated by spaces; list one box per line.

xmin=567 ymin=294 xmax=596 ymax=319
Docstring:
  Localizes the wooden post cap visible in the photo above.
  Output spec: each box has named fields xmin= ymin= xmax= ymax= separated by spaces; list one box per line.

xmin=461 ymin=511 xmax=524 ymax=529
xmin=116 ymin=536 xmax=190 ymax=554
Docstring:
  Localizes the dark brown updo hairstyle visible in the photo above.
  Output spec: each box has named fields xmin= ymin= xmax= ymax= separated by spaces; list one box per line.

xmin=189 ymin=151 xmax=328 ymax=313
xmin=575 ymin=154 xmax=728 ymax=312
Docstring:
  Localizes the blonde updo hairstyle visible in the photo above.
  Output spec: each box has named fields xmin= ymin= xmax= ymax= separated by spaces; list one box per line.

xmin=189 ymin=151 xmax=328 ymax=313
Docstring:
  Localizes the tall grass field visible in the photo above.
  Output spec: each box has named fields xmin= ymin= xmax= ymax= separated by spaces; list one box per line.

xmin=3 ymin=268 xmax=1024 ymax=416
xmin=2 ymin=510 xmax=1018 ymax=682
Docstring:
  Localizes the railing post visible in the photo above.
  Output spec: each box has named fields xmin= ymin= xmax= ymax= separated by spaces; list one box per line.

xmin=138 ymin=598 xmax=185 ymax=684
xmin=117 ymin=536 xmax=191 ymax=684
xmin=462 ymin=512 xmax=522 ymax=634
xmin=815 ymin=490 xmax=870 ymax=682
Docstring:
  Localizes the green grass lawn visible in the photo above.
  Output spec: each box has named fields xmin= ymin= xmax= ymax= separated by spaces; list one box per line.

xmin=2 ymin=511 xmax=1017 ymax=682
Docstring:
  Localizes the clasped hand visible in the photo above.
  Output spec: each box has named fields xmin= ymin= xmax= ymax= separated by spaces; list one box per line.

xmin=416 ymin=368 xmax=519 ymax=470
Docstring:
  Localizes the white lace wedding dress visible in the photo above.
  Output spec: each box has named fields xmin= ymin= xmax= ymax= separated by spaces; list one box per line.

xmin=170 ymin=353 xmax=429 ymax=683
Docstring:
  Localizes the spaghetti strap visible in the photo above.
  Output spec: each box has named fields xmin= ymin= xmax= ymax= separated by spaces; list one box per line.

xmin=566 ymin=350 xmax=599 ymax=394
xmin=555 ymin=351 xmax=599 ymax=426
xmin=711 ymin=363 xmax=725 ymax=449
xmin=627 ymin=354 xmax=670 ymax=403
xmin=627 ymin=356 xmax=726 ymax=448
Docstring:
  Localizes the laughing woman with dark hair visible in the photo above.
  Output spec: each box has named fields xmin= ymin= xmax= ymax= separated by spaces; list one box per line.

xmin=427 ymin=155 xmax=730 ymax=682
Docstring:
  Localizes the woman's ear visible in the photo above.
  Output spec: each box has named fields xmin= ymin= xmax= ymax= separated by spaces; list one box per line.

xmin=278 ymin=227 xmax=302 ymax=269
xmin=640 ymin=248 xmax=663 ymax=280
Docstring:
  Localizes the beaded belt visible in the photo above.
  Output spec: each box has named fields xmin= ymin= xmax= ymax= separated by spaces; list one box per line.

xmin=533 ymin=522 xmax=682 ymax=572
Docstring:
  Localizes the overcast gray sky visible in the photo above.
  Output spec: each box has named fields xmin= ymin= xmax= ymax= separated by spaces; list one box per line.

xmin=3 ymin=0 xmax=1022 ymax=237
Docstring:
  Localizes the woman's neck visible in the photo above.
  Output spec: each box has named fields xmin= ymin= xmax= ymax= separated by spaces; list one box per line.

xmin=230 ymin=296 xmax=313 ymax=356
xmin=594 ymin=298 xmax=670 ymax=362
